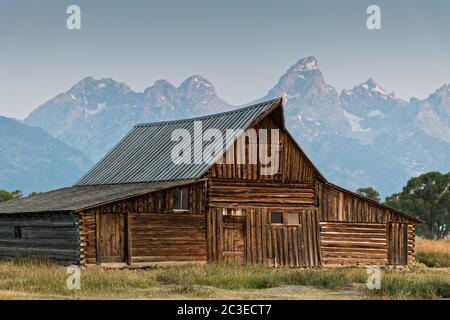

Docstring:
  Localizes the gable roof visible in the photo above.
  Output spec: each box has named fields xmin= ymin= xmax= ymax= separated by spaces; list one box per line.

xmin=0 ymin=180 xmax=196 ymax=214
xmin=76 ymin=99 xmax=283 ymax=186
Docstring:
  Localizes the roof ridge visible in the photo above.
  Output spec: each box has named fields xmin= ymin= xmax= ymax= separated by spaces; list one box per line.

xmin=134 ymin=98 xmax=281 ymax=127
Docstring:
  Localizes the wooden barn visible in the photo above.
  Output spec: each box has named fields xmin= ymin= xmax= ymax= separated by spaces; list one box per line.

xmin=0 ymin=98 xmax=422 ymax=267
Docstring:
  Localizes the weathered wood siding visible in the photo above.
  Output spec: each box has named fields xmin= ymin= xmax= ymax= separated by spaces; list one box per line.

xmin=388 ymin=222 xmax=409 ymax=266
xmin=79 ymin=181 xmax=207 ymax=265
xmin=79 ymin=212 xmax=96 ymax=265
xmin=131 ymin=213 xmax=206 ymax=264
xmin=208 ymin=115 xmax=316 ymax=183
xmin=318 ymin=183 xmax=413 ymax=223
xmin=207 ymin=207 xmax=321 ymax=267
xmin=320 ymin=222 xmax=388 ymax=266
xmin=0 ymin=213 xmax=79 ymax=265
xmin=407 ymin=224 xmax=415 ymax=265
xmin=209 ymin=180 xmax=316 ymax=208
xmin=318 ymin=183 xmax=417 ymax=266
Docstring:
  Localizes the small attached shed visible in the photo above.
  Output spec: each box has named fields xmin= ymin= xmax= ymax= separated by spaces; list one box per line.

xmin=0 ymin=98 xmax=422 ymax=267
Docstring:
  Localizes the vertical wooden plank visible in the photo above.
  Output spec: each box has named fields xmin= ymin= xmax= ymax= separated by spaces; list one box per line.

xmin=246 ymin=209 xmax=252 ymax=264
xmin=297 ymin=224 xmax=304 ymax=267
xmin=292 ymin=227 xmax=299 ymax=267
xmin=271 ymin=227 xmax=278 ymax=267
xmin=126 ymin=212 xmax=132 ymax=265
xmin=282 ymin=227 xmax=289 ymax=267
xmin=217 ymin=210 xmax=223 ymax=262
xmin=95 ymin=212 xmax=101 ymax=265
xmin=251 ymin=210 xmax=257 ymax=265
xmin=256 ymin=210 xmax=262 ymax=263
xmin=261 ymin=209 xmax=267 ymax=264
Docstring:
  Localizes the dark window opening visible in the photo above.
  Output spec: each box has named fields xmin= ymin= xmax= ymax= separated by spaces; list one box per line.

xmin=173 ymin=189 xmax=189 ymax=211
xmin=14 ymin=226 xmax=22 ymax=239
xmin=270 ymin=212 xmax=283 ymax=224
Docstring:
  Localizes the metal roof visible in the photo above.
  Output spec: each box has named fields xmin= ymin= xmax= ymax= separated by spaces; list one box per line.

xmin=0 ymin=180 xmax=197 ymax=214
xmin=76 ymin=98 xmax=281 ymax=186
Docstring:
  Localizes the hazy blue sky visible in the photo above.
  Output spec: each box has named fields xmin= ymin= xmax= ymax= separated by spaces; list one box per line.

xmin=1 ymin=0 xmax=450 ymax=119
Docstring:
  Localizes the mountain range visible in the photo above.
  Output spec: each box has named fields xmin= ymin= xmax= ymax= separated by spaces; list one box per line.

xmin=0 ymin=116 xmax=92 ymax=194
xmin=2 ymin=56 xmax=449 ymax=197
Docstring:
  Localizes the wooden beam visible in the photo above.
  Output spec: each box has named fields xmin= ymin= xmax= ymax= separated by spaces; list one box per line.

xmin=126 ymin=212 xmax=132 ymax=266
xmin=95 ymin=212 xmax=101 ymax=265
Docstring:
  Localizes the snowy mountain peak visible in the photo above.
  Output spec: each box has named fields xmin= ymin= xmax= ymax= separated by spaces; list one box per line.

xmin=291 ymin=56 xmax=319 ymax=72
xmin=179 ymin=75 xmax=214 ymax=90
xmin=263 ymin=56 xmax=340 ymax=105
xmin=361 ymin=78 xmax=388 ymax=95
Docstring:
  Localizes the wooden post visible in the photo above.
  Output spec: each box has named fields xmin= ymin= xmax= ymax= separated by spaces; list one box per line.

xmin=95 ymin=212 xmax=101 ymax=265
xmin=126 ymin=212 xmax=132 ymax=266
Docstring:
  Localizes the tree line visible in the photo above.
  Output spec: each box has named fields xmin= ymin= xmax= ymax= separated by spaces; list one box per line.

xmin=356 ymin=171 xmax=449 ymax=239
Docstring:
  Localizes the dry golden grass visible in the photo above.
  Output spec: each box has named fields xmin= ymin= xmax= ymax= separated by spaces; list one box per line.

xmin=0 ymin=258 xmax=448 ymax=300
xmin=416 ymin=238 xmax=450 ymax=268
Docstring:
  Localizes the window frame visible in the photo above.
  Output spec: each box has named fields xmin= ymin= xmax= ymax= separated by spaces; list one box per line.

xmin=270 ymin=211 xmax=283 ymax=224
xmin=172 ymin=189 xmax=190 ymax=212
xmin=14 ymin=226 xmax=22 ymax=239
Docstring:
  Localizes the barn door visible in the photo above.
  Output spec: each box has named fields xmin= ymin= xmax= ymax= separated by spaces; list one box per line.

xmin=222 ymin=215 xmax=246 ymax=262
xmin=98 ymin=214 xmax=126 ymax=263
xmin=388 ymin=223 xmax=408 ymax=265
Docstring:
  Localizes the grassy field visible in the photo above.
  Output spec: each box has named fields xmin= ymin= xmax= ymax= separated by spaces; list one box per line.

xmin=416 ymin=238 xmax=450 ymax=268
xmin=0 ymin=238 xmax=448 ymax=300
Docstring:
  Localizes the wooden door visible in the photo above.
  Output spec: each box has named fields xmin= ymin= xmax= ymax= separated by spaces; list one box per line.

xmin=98 ymin=214 xmax=126 ymax=263
xmin=388 ymin=223 xmax=408 ymax=265
xmin=222 ymin=215 xmax=246 ymax=262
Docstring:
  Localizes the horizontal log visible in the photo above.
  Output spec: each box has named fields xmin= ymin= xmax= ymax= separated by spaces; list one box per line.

xmin=210 ymin=180 xmax=315 ymax=189
xmin=321 ymin=247 xmax=387 ymax=254
xmin=320 ymin=227 xmax=387 ymax=234
xmin=209 ymin=198 xmax=314 ymax=204
xmin=132 ymin=255 xmax=206 ymax=263
xmin=320 ymin=232 xmax=386 ymax=239
xmin=321 ymin=242 xmax=386 ymax=249
xmin=320 ymin=222 xmax=386 ymax=229
xmin=322 ymin=252 xmax=387 ymax=259
xmin=321 ymin=239 xmax=387 ymax=245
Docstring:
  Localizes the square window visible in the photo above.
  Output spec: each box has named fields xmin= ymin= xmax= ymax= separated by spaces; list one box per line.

xmin=270 ymin=212 xmax=283 ymax=224
xmin=14 ymin=226 xmax=22 ymax=239
xmin=173 ymin=189 xmax=189 ymax=210
xmin=287 ymin=213 xmax=299 ymax=225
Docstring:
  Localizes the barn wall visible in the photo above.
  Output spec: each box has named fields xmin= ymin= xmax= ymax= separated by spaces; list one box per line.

xmin=131 ymin=213 xmax=206 ymax=264
xmin=207 ymin=207 xmax=321 ymax=268
xmin=208 ymin=114 xmax=316 ymax=183
xmin=319 ymin=222 xmax=388 ymax=266
xmin=318 ymin=183 xmax=413 ymax=223
xmin=209 ymin=179 xmax=316 ymax=209
xmin=317 ymin=182 xmax=417 ymax=266
xmin=0 ymin=213 xmax=79 ymax=265
xmin=79 ymin=181 xmax=207 ymax=265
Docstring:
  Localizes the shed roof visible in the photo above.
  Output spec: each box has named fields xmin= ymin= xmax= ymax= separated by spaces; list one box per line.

xmin=76 ymin=99 xmax=281 ymax=186
xmin=0 ymin=180 xmax=196 ymax=214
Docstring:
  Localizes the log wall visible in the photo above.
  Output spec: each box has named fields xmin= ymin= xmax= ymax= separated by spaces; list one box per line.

xmin=79 ymin=181 xmax=207 ymax=265
xmin=131 ymin=213 xmax=206 ymax=264
xmin=209 ymin=179 xmax=316 ymax=209
xmin=320 ymin=222 xmax=388 ymax=266
xmin=0 ymin=213 xmax=79 ymax=265
xmin=207 ymin=207 xmax=321 ymax=267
